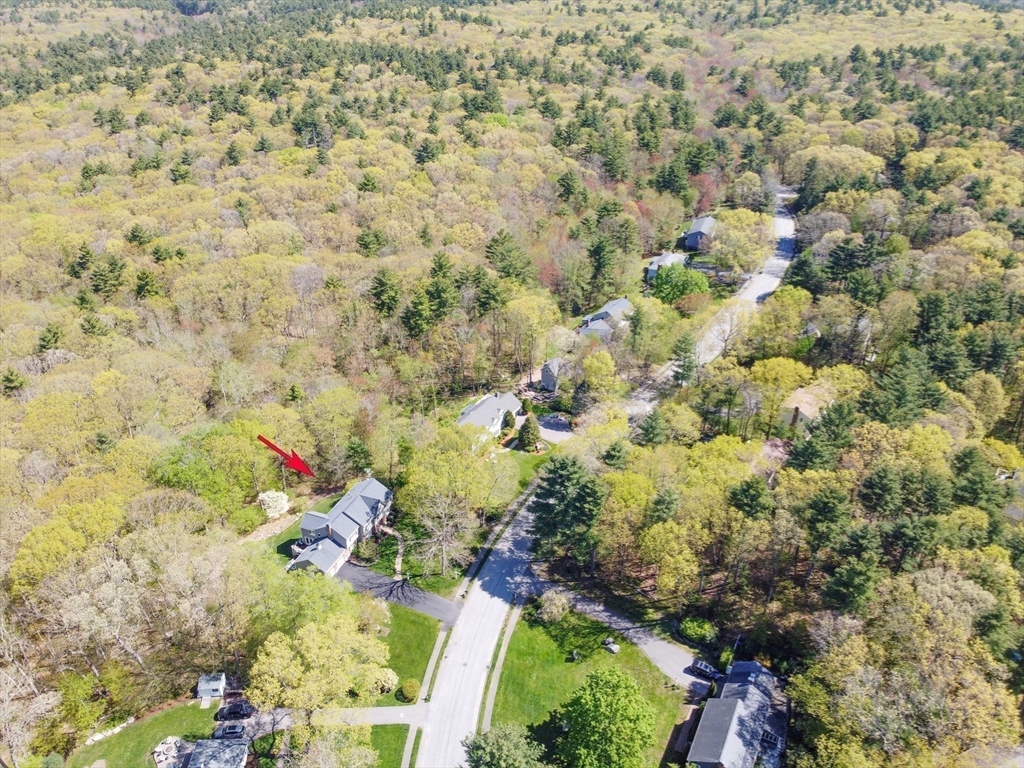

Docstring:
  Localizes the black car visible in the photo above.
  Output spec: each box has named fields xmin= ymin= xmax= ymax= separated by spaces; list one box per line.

xmin=215 ymin=701 xmax=256 ymax=721
xmin=689 ymin=659 xmax=720 ymax=680
xmin=213 ymin=723 xmax=246 ymax=739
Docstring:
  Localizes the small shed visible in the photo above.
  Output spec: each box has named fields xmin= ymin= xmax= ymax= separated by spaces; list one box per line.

xmin=197 ymin=672 xmax=226 ymax=699
xmin=684 ymin=216 xmax=717 ymax=251
xmin=541 ymin=358 xmax=564 ymax=392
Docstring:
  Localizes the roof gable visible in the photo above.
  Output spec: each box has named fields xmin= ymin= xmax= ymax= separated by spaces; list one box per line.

xmin=456 ymin=392 xmax=522 ymax=430
xmin=687 ymin=216 xmax=717 ymax=236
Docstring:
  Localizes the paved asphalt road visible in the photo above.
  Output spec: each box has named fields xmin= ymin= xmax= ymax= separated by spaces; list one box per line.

xmin=414 ymin=505 xmax=536 ymax=767
xmin=335 ymin=562 xmax=461 ymax=626
xmin=411 ymin=196 xmax=797 ymax=766
xmin=696 ymin=193 xmax=797 ymax=366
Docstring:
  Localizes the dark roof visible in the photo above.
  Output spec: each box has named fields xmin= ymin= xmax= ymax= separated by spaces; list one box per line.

xmin=687 ymin=661 xmax=776 ymax=768
xmin=187 ymin=739 xmax=248 ymax=768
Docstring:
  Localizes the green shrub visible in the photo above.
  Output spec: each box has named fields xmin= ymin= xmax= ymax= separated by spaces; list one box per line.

xmin=228 ymin=505 xmax=267 ymax=535
xmin=718 ymin=646 xmax=734 ymax=670
xmin=679 ymin=617 xmax=718 ymax=645
xmin=354 ymin=538 xmax=379 ymax=562
xmin=398 ymin=678 xmax=421 ymax=703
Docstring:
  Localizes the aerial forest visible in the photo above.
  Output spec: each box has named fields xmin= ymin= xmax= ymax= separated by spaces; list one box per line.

xmin=1 ymin=0 xmax=1023 ymax=765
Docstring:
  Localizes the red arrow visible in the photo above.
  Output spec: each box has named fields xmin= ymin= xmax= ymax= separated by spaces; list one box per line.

xmin=258 ymin=435 xmax=315 ymax=477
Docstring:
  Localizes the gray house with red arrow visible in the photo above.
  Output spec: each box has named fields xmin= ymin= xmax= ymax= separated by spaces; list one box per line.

xmin=288 ymin=477 xmax=393 ymax=577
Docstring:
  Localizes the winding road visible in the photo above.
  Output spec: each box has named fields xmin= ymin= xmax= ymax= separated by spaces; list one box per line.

xmin=405 ymin=193 xmax=800 ymax=767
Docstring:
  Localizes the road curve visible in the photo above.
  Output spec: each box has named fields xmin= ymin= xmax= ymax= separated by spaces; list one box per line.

xmin=413 ymin=194 xmax=799 ymax=766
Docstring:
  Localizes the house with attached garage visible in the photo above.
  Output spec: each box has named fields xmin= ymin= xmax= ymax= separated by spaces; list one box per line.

xmin=578 ymin=296 xmax=633 ymax=343
xmin=288 ymin=477 xmax=393 ymax=577
xmin=686 ymin=660 xmax=788 ymax=768
xmin=645 ymin=251 xmax=689 ymax=282
xmin=456 ymin=392 xmax=523 ymax=437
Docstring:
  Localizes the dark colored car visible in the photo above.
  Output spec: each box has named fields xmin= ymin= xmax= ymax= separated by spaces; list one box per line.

xmin=215 ymin=701 xmax=256 ymax=721
xmin=213 ymin=723 xmax=246 ymax=739
xmin=689 ymin=659 xmax=720 ymax=680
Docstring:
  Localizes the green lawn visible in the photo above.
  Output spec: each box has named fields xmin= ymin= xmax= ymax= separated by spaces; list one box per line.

xmin=265 ymin=493 xmax=342 ymax=561
xmin=371 ymin=724 xmax=409 ymax=768
xmin=378 ymin=604 xmax=441 ymax=706
xmin=492 ymin=610 xmax=685 ymax=767
xmin=68 ymin=701 xmax=215 ymax=768
xmin=370 ymin=515 xmax=465 ymax=599
xmin=510 ymin=449 xmax=551 ymax=489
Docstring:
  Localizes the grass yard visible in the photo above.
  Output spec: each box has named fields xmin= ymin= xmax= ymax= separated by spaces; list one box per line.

xmin=371 ymin=724 xmax=409 ymax=768
xmin=68 ymin=701 xmax=215 ymax=768
xmin=378 ymin=604 xmax=441 ymax=706
xmin=370 ymin=515 xmax=467 ymax=599
xmin=510 ymin=448 xmax=550 ymax=489
xmin=492 ymin=610 xmax=685 ymax=768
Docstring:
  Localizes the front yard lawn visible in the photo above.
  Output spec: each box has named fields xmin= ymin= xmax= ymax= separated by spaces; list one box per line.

xmin=492 ymin=609 xmax=685 ymax=767
xmin=378 ymin=604 xmax=440 ymax=706
xmin=510 ymin=449 xmax=551 ymax=489
xmin=369 ymin=514 xmax=468 ymax=599
xmin=68 ymin=701 xmax=215 ymax=768
xmin=371 ymin=724 xmax=409 ymax=768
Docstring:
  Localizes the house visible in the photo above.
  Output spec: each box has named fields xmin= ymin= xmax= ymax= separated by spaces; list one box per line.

xmin=186 ymin=739 xmax=248 ymax=768
xmin=196 ymin=673 xmax=225 ymax=699
xmin=684 ymin=216 xmax=717 ymax=251
xmin=645 ymin=251 xmax=689 ymax=281
xmin=777 ymin=382 xmax=835 ymax=435
xmin=288 ymin=477 xmax=393 ymax=577
xmin=686 ymin=661 xmax=788 ymax=768
xmin=541 ymin=358 xmax=564 ymax=392
xmin=456 ymin=392 xmax=523 ymax=437
xmin=578 ymin=296 xmax=633 ymax=343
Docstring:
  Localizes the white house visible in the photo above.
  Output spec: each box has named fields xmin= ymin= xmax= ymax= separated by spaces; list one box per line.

xmin=456 ymin=392 xmax=523 ymax=437
xmin=288 ymin=478 xmax=393 ymax=577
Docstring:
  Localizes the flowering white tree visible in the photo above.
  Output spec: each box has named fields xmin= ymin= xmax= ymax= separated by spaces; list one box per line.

xmin=258 ymin=490 xmax=290 ymax=520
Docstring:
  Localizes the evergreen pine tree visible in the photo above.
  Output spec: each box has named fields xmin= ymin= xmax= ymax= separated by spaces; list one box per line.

xmin=638 ymin=409 xmax=669 ymax=445
xmin=80 ymin=314 xmax=110 ymax=337
xmin=518 ymin=414 xmax=541 ymax=451
xmin=223 ymin=140 xmax=243 ymax=166
xmin=2 ymin=368 xmax=27 ymax=397
xmin=369 ymin=267 xmax=402 ymax=317
xmin=401 ymin=287 xmax=434 ymax=339
xmin=37 ymin=323 xmax=63 ymax=353
xmin=286 ymin=384 xmax=305 ymax=403
xmin=672 ymin=333 xmax=697 ymax=385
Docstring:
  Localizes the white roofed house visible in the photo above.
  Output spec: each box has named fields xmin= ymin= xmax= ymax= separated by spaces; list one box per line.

xmin=288 ymin=477 xmax=393 ymax=577
xmin=456 ymin=392 xmax=523 ymax=437
xmin=578 ymin=297 xmax=633 ymax=343
xmin=776 ymin=382 xmax=836 ymax=436
xmin=645 ymin=251 xmax=689 ymax=282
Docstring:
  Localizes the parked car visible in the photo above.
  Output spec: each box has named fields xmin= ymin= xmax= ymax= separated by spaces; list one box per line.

xmin=213 ymin=723 xmax=246 ymax=739
xmin=215 ymin=700 xmax=256 ymax=720
xmin=689 ymin=659 xmax=720 ymax=680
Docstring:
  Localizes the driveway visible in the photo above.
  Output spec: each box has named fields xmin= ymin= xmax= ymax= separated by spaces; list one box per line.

xmin=537 ymin=413 xmax=574 ymax=444
xmin=563 ymin=593 xmax=711 ymax=701
xmin=336 ymin=562 xmax=461 ymax=626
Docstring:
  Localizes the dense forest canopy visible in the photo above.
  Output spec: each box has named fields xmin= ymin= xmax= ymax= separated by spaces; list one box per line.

xmin=1 ymin=0 xmax=1023 ymax=765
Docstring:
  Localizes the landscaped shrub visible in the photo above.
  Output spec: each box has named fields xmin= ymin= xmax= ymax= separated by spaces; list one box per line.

xmin=679 ymin=617 xmax=718 ymax=645
xmin=227 ymin=505 xmax=266 ymax=535
xmin=398 ymin=678 xmax=421 ymax=702
xmin=354 ymin=537 xmax=379 ymax=562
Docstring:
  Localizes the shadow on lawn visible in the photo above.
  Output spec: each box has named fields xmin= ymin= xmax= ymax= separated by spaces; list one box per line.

xmin=528 ymin=710 xmax=567 ymax=765
xmin=523 ymin=607 xmax=620 ymax=662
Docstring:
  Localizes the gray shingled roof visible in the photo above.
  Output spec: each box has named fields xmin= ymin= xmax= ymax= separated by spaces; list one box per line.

xmin=456 ymin=392 xmax=522 ymax=431
xmin=293 ymin=538 xmax=347 ymax=572
xmin=326 ymin=477 xmax=391 ymax=530
xmin=299 ymin=510 xmax=330 ymax=537
xmin=648 ymin=251 xmax=689 ymax=271
xmin=583 ymin=297 xmax=633 ymax=324
xmin=687 ymin=661 xmax=775 ymax=768
xmin=187 ymin=739 xmax=248 ymax=768
xmin=687 ymin=216 xmax=717 ymax=236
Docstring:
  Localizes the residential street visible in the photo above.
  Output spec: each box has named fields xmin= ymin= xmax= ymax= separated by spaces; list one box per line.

xmin=414 ymin=503 xmax=537 ymax=767
xmin=411 ymin=195 xmax=797 ymax=766
xmin=335 ymin=562 xmax=461 ymax=626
